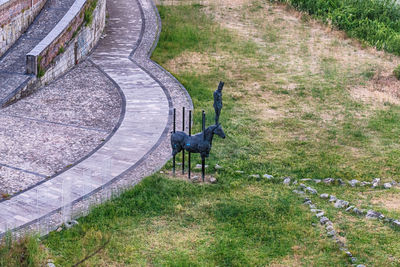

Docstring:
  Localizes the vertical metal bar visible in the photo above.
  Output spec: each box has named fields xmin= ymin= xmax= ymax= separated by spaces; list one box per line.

xmin=182 ymin=107 xmax=185 ymax=175
xmin=188 ymin=110 xmax=192 ymax=180
xmin=173 ymin=108 xmax=176 ymax=176
xmin=202 ymin=110 xmax=205 ymax=139
xmin=202 ymin=110 xmax=205 ymax=182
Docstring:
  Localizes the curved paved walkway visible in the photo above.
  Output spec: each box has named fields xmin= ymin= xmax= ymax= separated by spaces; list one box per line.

xmin=0 ymin=0 xmax=192 ymax=236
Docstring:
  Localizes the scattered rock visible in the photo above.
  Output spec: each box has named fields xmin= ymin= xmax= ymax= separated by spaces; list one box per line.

xmin=329 ymin=195 xmax=337 ymax=202
xmin=312 ymin=223 xmax=316 ymax=227
xmin=320 ymin=217 xmax=330 ymax=225
xmin=56 ymin=227 xmax=62 ymax=232
xmin=366 ymin=210 xmax=384 ymax=220
xmin=316 ymin=212 xmax=324 ymax=218
xmin=309 ymin=204 xmax=316 ymax=209
xmin=345 ymin=251 xmax=353 ymax=257
xmin=214 ymin=164 xmax=223 ymax=170
xmin=334 ymin=200 xmax=349 ymax=209
xmin=320 ymin=193 xmax=329 ymax=199
xmin=326 ymin=225 xmax=334 ymax=231
xmin=305 ymin=187 xmax=317 ymax=194
xmin=323 ymin=178 xmax=335 ymax=184
xmin=195 ymin=164 xmax=208 ymax=169
xmin=283 ymin=177 xmax=291 ymax=185
xmin=357 ymin=265 xmax=366 ymax=267
xmin=209 ymin=177 xmax=217 ymax=184
xmin=360 ymin=181 xmax=370 ymax=186
xmin=310 ymin=209 xmax=322 ymax=213
xmin=392 ymin=220 xmax=400 ymax=228
xmin=299 ymin=183 xmax=306 ymax=189
xmin=352 ymin=208 xmax=364 ymax=215
xmin=263 ymin=174 xmax=273 ymax=179
xmin=292 ymin=189 xmax=304 ymax=195
xmin=348 ymin=179 xmax=359 ymax=187
xmin=47 ymin=263 xmax=56 ymax=267
xmin=384 ymin=183 xmax=392 ymax=189
xmin=65 ymin=220 xmax=79 ymax=229
xmin=327 ymin=230 xmax=335 ymax=237
xmin=391 ymin=181 xmax=397 ymax=186
xmin=300 ymin=178 xmax=312 ymax=181
xmin=292 ymin=180 xmax=298 ymax=185
xmin=192 ymin=176 xmax=200 ymax=183
xmin=345 ymin=206 xmax=354 ymax=212
xmin=313 ymin=179 xmax=321 ymax=183
xmin=372 ymin=178 xmax=380 ymax=188
xmin=351 ymin=257 xmax=357 ymax=263
xmin=159 ymin=171 xmax=164 ymax=174
xmin=337 ymin=179 xmax=344 ymax=185
xmin=249 ymin=174 xmax=260 ymax=179
xmin=235 ymin=170 xmax=244 ymax=174
xmin=334 ymin=238 xmax=345 ymax=247
xmin=304 ymin=200 xmax=312 ymax=205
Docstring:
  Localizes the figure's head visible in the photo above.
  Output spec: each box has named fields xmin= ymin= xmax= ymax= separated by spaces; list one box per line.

xmin=214 ymin=123 xmax=226 ymax=139
xmin=218 ymin=81 xmax=224 ymax=92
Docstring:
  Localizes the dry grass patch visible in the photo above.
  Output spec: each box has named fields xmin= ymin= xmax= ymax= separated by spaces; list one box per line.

xmin=371 ymin=192 xmax=400 ymax=212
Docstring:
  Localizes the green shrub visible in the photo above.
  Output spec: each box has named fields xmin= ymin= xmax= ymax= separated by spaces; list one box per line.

xmin=57 ymin=45 xmax=65 ymax=55
xmin=84 ymin=0 xmax=98 ymax=26
xmin=284 ymin=0 xmax=400 ymax=55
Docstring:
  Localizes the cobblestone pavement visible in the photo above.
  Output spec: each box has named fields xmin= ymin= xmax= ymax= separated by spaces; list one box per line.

xmin=0 ymin=0 xmax=193 ymax=237
xmin=0 ymin=0 xmax=76 ymax=101
xmin=0 ymin=60 xmax=121 ymax=196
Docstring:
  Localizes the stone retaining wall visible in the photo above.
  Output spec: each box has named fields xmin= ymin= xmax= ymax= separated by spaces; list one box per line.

xmin=0 ymin=0 xmax=47 ymax=57
xmin=26 ymin=0 xmax=105 ymax=77
xmin=3 ymin=0 xmax=105 ymax=105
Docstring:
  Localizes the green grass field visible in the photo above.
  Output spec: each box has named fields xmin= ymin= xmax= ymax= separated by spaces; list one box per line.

xmin=3 ymin=0 xmax=400 ymax=265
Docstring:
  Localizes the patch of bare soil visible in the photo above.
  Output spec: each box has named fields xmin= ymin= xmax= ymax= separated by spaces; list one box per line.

xmin=372 ymin=193 xmax=400 ymax=212
xmin=161 ymin=169 xmax=217 ymax=184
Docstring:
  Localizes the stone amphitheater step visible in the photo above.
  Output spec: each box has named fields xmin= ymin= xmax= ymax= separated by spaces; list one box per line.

xmin=0 ymin=0 xmax=76 ymax=102
xmin=0 ymin=0 xmax=192 ymax=237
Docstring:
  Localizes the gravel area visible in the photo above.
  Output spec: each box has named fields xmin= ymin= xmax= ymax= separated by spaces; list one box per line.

xmin=0 ymin=61 xmax=121 ymax=196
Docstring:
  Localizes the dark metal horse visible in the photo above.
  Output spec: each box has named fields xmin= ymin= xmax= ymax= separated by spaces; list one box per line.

xmin=171 ymin=124 xmax=226 ymax=160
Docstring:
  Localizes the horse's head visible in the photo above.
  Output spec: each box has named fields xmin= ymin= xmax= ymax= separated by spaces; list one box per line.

xmin=214 ymin=123 xmax=226 ymax=139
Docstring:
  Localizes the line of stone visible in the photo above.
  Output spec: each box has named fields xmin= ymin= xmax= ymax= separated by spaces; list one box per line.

xmin=300 ymin=177 xmax=398 ymax=190
xmin=280 ymin=178 xmax=363 ymax=266
xmin=288 ymin=177 xmax=400 ymax=230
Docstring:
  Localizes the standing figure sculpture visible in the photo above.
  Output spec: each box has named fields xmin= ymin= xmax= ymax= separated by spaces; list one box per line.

xmin=213 ymin=81 xmax=224 ymax=124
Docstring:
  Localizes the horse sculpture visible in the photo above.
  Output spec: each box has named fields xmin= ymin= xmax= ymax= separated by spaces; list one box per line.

xmin=171 ymin=124 xmax=226 ymax=160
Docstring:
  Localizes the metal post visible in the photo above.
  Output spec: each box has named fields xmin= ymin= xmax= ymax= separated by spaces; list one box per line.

xmin=182 ymin=107 xmax=185 ymax=175
xmin=188 ymin=110 xmax=192 ymax=180
xmin=202 ymin=110 xmax=205 ymax=182
xmin=173 ymin=108 xmax=176 ymax=176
